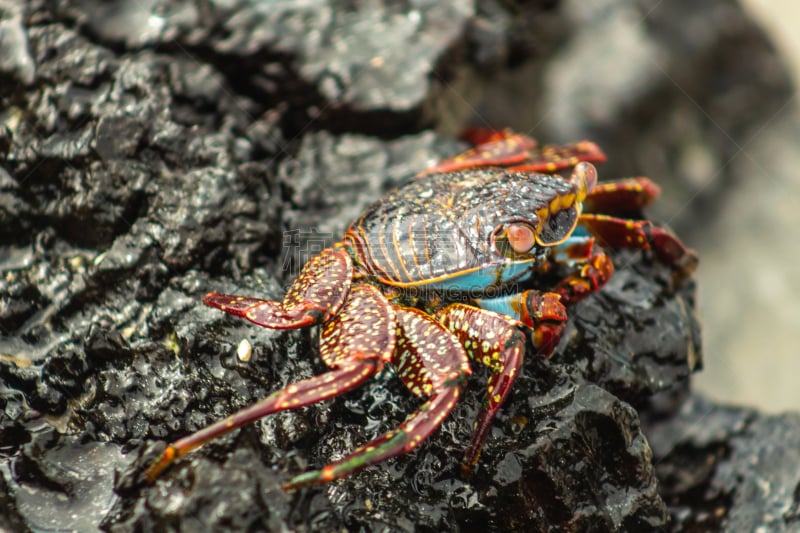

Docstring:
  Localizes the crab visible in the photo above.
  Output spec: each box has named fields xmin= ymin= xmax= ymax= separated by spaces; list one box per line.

xmin=145 ymin=130 xmax=697 ymax=490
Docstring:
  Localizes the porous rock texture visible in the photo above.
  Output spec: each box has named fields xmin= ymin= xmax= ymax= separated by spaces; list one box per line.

xmin=0 ymin=1 xmax=796 ymax=531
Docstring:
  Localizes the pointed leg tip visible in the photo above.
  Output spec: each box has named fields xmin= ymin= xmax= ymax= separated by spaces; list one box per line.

xmin=670 ymin=249 xmax=700 ymax=286
xmin=648 ymin=227 xmax=699 ymax=279
xmin=202 ymin=291 xmax=240 ymax=310
xmin=460 ymin=458 xmax=479 ymax=482
xmin=202 ymin=292 xmax=219 ymax=308
xmin=143 ymin=445 xmax=176 ymax=484
xmin=282 ymin=469 xmax=326 ymax=491
xmin=143 ymin=466 xmax=160 ymax=485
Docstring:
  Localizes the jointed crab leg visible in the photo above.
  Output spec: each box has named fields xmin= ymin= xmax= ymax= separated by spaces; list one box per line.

xmin=583 ymin=177 xmax=661 ymax=214
xmin=144 ymin=361 xmax=382 ymax=482
xmin=421 ymin=130 xmax=606 ymax=176
xmin=502 ymin=140 xmax=607 ymax=174
xmin=578 ymin=176 xmax=699 ymax=277
xmin=285 ymin=307 xmax=471 ymax=490
xmin=435 ymin=304 xmax=526 ymax=470
xmin=578 ymin=214 xmax=698 ymax=277
xmin=285 ymin=386 xmax=462 ymax=490
xmin=438 ymin=290 xmax=569 ymax=470
xmin=203 ymin=247 xmax=353 ymax=329
xmin=146 ymin=282 xmax=396 ymax=483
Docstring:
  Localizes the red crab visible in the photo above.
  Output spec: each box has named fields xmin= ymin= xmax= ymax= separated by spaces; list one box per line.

xmin=145 ymin=130 xmax=697 ymax=490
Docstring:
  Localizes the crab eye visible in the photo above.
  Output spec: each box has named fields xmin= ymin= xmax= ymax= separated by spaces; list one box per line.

xmin=506 ymin=223 xmax=536 ymax=253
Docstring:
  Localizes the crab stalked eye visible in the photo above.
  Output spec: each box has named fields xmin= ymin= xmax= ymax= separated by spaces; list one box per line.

xmin=506 ymin=223 xmax=536 ymax=253
xmin=492 ymin=221 xmax=538 ymax=258
xmin=572 ymin=161 xmax=598 ymax=201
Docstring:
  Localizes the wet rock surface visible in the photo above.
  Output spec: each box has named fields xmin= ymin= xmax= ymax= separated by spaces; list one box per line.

xmin=96 ymin=256 xmax=695 ymax=532
xmin=645 ymin=395 xmax=800 ymax=531
xmin=0 ymin=1 xmax=795 ymax=532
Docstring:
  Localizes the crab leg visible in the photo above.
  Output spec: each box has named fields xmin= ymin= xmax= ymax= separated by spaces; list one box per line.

xmin=582 ymin=177 xmax=661 ymax=215
xmin=203 ymin=246 xmax=353 ymax=330
xmin=503 ymin=140 xmax=607 ymax=174
xmin=421 ymin=130 xmax=606 ymax=176
xmin=578 ymin=214 xmax=698 ymax=277
xmin=145 ymin=283 xmax=396 ymax=483
xmin=285 ymin=307 xmax=471 ymax=490
xmin=144 ymin=361 xmax=381 ymax=482
xmin=438 ymin=291 xmax=568 ymax=470
xmin=434 ymin=304 xmax=525 ymax=471
xmin=576 ymin=178 xmax=699 ymax=277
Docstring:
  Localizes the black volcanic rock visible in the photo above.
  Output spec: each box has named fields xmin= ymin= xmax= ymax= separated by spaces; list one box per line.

xmin=0 ymin=1 xmax=794 ymax=532
xmin=645 ymin=395 xmax=800 ymax=531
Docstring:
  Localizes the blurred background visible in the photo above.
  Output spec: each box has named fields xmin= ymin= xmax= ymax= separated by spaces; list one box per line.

xmin=464 ymin=0 xmax=800 ymax=413
xmin=696 ymin=0 xmax=799 ymax=413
